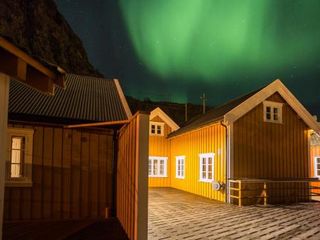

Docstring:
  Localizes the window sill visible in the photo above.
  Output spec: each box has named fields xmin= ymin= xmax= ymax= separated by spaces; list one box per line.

xmin=6 ymin=179 xmax=32 ymax=187
xmin=176 ymin=176 xmax=185 ymax=179
xmin=199 ymin=179 xmax=213 ymax=183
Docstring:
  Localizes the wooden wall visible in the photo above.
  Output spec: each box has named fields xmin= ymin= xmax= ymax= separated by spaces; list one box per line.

xmin=117 ymin=113 xmax=148 ymax=240
xmin=170 ymin=123 xmax=227 ymax=202
xmin=148 ymin=116 xmax=171 ymax=187
xmin=232 ymin=93 xmax=310 ymax=203
xmin=4 ymin=123 xmax=114 ymax=221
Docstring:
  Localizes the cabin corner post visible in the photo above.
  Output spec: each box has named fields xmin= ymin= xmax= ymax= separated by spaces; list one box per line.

xmin=135 ymin=113 xmax=149 ymax=240
xmin=0 ymin=73 xmax=9 ymax=240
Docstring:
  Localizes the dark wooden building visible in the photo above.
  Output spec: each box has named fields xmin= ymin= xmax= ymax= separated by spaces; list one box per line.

xmin=4 ymin=74 xmax=132 ymax=221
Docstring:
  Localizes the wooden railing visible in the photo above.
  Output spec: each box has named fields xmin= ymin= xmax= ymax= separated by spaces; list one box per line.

xmin=229 ymin=178 xmax=320 ymax=207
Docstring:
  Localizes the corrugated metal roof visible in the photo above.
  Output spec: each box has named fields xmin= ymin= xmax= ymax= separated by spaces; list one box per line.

xmin=9 ymin=74 xmax=129 ymax=123
xmin=168 ymin=88 xmax=261 ymax=138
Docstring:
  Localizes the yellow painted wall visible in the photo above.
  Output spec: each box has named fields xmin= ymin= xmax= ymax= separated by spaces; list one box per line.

xmin=169 ymin=123 xmax=227 ymax=202
xmin=148 ymin=116 xmax=171 ymax=187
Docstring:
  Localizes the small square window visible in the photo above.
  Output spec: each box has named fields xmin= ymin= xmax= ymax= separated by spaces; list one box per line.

xmin=263 ymin=101 xmax=283 ymax=124
xmin=315 ymin=157 xmax=320 ymax=178
xmin=150 ymin=122 xmax=164 ymax=136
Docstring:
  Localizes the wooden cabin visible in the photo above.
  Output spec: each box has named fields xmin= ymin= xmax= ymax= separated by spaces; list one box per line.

xmin=4 ymin=74 xmax=132 ymax=221
xmin=148 ymin=80 xmax=320 ymax=205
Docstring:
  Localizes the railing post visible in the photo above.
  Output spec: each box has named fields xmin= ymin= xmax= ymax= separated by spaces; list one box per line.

xmin=238 ymin=181 xmax=242 ymax=207
xmin=263 ymin=182 xmax=267 ymax=206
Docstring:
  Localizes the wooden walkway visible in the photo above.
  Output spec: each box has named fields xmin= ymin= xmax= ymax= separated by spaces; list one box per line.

xmin=149 ymin=188 xmax=320 ymax=240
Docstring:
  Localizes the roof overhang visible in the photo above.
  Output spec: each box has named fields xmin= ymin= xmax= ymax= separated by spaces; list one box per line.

xmin=150 ymin=107 xmax=179 ymax=131
xmin=224 ymin=79 xmax=320 ymax=133
xmin=0 ymin=36 xmax=65 ymax=94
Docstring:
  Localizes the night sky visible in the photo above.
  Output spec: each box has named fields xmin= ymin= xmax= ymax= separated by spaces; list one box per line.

xmin=56 ymin=0 xmax=320 ymax=115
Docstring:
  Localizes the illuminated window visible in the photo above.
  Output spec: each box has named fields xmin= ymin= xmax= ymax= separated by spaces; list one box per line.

xmin=315 ymin=157 xmax=320 ymax=178
xmin=199 ymin=153 xmax=214 ymax=182
xmin=149 ymin=156 xmax=167 ymax=177
xmin=150 ymin=122 xmax=164 ymax=136
xmin=176 ymin=156 xmax=185 ymax=179
xmin=263 ymin=101 xmax=283 ymax=123
xmin=6 ymin=128 xmax=34 ymax=187
xmin=10 ymin=137 xmax=25 ymax=178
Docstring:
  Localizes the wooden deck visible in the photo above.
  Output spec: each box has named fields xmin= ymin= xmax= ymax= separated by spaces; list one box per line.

xmin=3 ymin=218 xmax=128 ymax=240
xmin=149 ymin=188 xmax=320 ymax=239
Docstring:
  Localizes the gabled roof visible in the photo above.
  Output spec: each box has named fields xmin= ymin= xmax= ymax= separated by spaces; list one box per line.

xmin=150 ymin=107 xmax=179 ymax=131
xmin=169 ymin=79 xmax=320 ymax=138
xmin=9 ymin=74 xmax=132 ymax=124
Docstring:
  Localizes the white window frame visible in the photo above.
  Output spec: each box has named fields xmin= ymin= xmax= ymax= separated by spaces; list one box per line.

xmin=314 ymin=156 xmax=320 ymax=178
xmin=149 ymin=121 xmax=164 ymax=136
xmin=6 ymin=128 xmax=34 ymax=187
xmin=199 ymin=153 xmax=215 ymax=182
xmin=263 ymin=101 xmax=283 ymax=124
xmin=149 ymin=156 xmax=168 ymax=177
xmin=176 ymin=156 xmax=185 ymax=179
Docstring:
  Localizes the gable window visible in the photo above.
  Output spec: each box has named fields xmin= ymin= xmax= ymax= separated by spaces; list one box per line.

xmin=315 ymin=157 xmax=320 ymax=178
xmin=150 ymin=122 xmax=164 ymax=136
xmin=199 ymin=153 xmax=215 ymax=182
xmin=176 ymin=156 xmax=185 ymax=179
xmin=149 ymin=156 xmax=167 ymax=177
xmin=6 ymin=128 xmax=34 ymax=187
xmin=263 ymin=101 xmax=283 ymax=123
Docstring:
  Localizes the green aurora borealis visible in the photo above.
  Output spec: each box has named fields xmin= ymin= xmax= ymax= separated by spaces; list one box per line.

xmin=120 ymin=0 xmax=319 ymax=81
xmin=57 ymin=0 xmax=320 ymax=114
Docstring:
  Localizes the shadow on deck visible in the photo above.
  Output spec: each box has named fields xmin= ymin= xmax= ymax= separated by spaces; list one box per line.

xmin=4 ymin=218 xmax=128 ymax=240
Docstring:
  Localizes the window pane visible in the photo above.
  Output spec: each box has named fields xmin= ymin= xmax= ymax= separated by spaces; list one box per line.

xmin=151 ymin=125 xmax=156 ymax=134
xmin=157 ymin=125 xmax=162 ymax=134
xmin=317 ymin=158 xmax=320 ymax=164
xmin=266 ymin=106 xmax=271 ymax=113
xmin=208 ymin=157 xmax=212 ymax=165
xmin=202 ymin=171 xmax=206 ymax=179
xmin=208 ymin=171 xmax=212 ymax=180
xmin=208 ymin=164 xmax=212 ymax=173
xmin=274 ymin=113 xmax=278 ymax=121
xmin=202 ymin=158 xmax=206 ymax=165
xmin=11 ymin=164 xmax=21 ymax=178
xmin=273 ymin=108 xmax=278 ymax=114
xmin=149 ymin=159 xmax=152 ymax=175
xmin=11 ymin=150 xmax=21 ymax=163
xmin=153 ymin=160 xmax=158 ymax=175
xmin=266 ymin=113 xmax=271 ymax=120
xmin=159 ymin=159 xmax=164 ymax=175
xmin=318 ymin=170 xmax=320 ymax=176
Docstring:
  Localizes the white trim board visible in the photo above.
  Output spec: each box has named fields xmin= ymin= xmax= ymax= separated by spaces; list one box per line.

xmin=150 ymin=107 xmax=179 ymax=131
xmin=114 ymin=79 xmax=132 ymax=119
xmin=224 ymin=79 xmax=320 ymax=132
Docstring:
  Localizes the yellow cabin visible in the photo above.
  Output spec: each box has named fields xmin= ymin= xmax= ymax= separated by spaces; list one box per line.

xmin=148 ymin=80 xmax=320 ymax=205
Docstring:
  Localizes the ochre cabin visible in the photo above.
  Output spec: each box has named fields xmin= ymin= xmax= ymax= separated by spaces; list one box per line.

xmin=148 ymin=79 xmax=320 ymax=206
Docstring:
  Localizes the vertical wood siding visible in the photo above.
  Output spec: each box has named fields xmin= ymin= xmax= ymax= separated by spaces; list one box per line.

xmin=170 ymin=123 xmax=227 ymax=202
xmin=117 ymin=113 xmax=148 ymax=240
xmin=148 ymin=116 xmax=171 ymax=187
xmin=233 ymin=93 xmax=309 ymax=203
xmin=4 ymin=123 xmax=113 ymax=221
